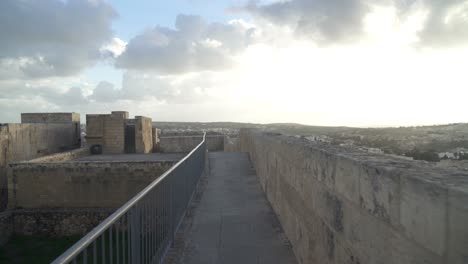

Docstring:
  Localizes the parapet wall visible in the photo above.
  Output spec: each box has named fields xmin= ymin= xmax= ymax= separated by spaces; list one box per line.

xmin=21 ymin=112 xmax=80 ymax=124
xmin=26 ymin=147 xmax=90 ymax=163
xmin=158 ymin=135 xmax=224 ymax=153
xmin=8 ymin=161 xmax=174 ymax=209
xmin=238 ymin=129 xmax=468 ymax=264
xmin=0 ymin=123 xmax=81 ymax=211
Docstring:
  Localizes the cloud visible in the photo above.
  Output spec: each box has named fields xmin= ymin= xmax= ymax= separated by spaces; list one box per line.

xmin=0 ymin=0 xmax=117 ymax=79
xmin=401 ymin=0 xmax=468 ymax=47
xmin=90 ymin=81 xmax=121 ymax=102
xmin=243 ymin=0 xmax=370 ymax=43
xmin=243 ymin=0 xmax=468 ymax=47
xmin=115 ymin=14 xmax=256 ymax=73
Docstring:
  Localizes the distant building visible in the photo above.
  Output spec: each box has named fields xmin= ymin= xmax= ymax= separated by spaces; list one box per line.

xmin=85 ymin=111 xmax=153 ymax=154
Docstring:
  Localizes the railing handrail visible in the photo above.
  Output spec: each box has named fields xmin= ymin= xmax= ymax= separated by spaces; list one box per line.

xmin=52 ymin=133 xmax=206 ymax=264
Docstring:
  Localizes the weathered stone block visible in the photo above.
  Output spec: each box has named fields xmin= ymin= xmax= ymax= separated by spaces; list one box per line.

xmin=447 ymin=188 xmax=468 ymax=264
xmin=400 ymin=176 xmax=447 ymax=256
xmin=359 ymin=164 xmax=400 ymax=226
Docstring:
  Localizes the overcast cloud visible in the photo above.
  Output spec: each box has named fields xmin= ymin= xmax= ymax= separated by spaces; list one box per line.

xmin=0 ymin=0 xmax=116 ymax=79
xmin=244 ymin=0 xmax=468 ymax=46
xmin=116 ymin=15 xmax=256 ymax=73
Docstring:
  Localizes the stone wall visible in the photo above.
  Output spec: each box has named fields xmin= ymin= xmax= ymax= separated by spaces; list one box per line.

xmin=26 ymin=147 xmax=90 ymax=163
xmin=8 ymin=161 xmax=175 ymax=209
xmin=0 ymin=208 xmax=113 ymax=244
xmin=238 ymin=129 xmax=468 ymax=264
xmin=0 ymin=211 xmax=12 ymax=246
xmin=103 ymin=112 xmax=126 ymax=154
xmin=158 ymin=135 xmax=224 ymax=153
xmin=86 ymin=112 xmax=127 ymax=154
xmin=13 ymin=208 xmax=113 ymax=237
xmin=135 ymin=116 xmax=153 ymax=154
xmin=0 ymin=123 xmax=81 ymax=211
xmin=21 ymin=113 xmax=80 ymax=124
xmin=152 ymin=128 xmax=159 ymax=152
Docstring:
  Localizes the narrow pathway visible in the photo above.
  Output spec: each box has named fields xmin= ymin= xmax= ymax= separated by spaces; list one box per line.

xmin=170 ymin=152 xmax=297 ymax=264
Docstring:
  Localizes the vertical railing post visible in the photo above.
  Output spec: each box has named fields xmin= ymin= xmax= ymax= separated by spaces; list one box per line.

xmin=169 ymin=176 xmax=174 ymax=245
xmin=130 ymin=205 xmax=141 ymax=264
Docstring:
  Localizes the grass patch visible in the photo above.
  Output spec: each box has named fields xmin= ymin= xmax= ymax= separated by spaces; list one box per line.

xmin=0 ymin=235 xmax=81 ymax=264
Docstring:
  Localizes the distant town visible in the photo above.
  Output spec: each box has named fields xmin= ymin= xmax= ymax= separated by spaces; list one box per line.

xmin=143 ymin=121 xmax=468 ymax=169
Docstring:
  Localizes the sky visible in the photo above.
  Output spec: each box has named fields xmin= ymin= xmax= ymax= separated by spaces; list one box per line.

xmin=1 ymin=0 xmax=467 ymax=127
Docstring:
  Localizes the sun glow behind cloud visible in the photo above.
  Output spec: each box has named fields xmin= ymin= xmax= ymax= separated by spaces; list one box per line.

xmin=220 ymin=6 xmax=468 ymax=126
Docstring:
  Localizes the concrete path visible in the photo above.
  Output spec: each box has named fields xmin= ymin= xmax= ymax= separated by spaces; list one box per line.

xmin=171 ymin=152 xmax=297 ymax=264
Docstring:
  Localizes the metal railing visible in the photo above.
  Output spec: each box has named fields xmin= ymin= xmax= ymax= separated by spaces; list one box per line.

xmin=52 ymin=133 xmax=206 ymax=264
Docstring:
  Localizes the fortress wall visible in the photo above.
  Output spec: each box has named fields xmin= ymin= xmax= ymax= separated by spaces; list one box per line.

xmin=26 ymin=147 xmax=90 ymax=163
xmin=0 ymin=208 xmax=113 ymax=244
xmin=158 ymin=135 xmax=224 ymax=153
xmin=238 ymin=128 xmax=468 ymax=264
xmin=135 ymin=116 xmax=153 ymax=154
xmin=7 ymin=161 xmax=174 ymax=209
xmin=0 ymin=211 xmax=12 ymax=246
xmin=0 ymin=123 xmax=81 ymax=211
xmin=13 ymin=208 xmax=114 ymax=237
xmin=103 ymin=113 xmax=126 ymax=154
xmin=21 ymin=113 xmax=80 ymax=124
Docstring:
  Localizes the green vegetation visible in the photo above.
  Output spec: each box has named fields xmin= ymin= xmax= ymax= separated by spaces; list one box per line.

xmin=0 ymin=235 xmax=81 ymax=264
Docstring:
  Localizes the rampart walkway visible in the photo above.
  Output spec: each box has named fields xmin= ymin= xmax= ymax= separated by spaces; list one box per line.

xmin=172 ymin=152 xmax=297 ymax=264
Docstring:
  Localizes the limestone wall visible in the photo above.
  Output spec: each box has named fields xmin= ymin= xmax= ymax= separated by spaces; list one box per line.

xmin=0 ymin=123 xmax=81 ymax=211
xmin=158 ymin=135 xmax=224 ymax=153
xmin=26 ymin=147 xmax=90 ymax=163
xmin=238 ymin=129 xmax=468 ymax=264
xmin=0 ymin=208 xmax=112 ymax=243
xmin=103 ymin=112 xmax=126 ymax=154
xmin=8 ymin=161 xmax=175 ymax=209
xmin=13 ymin=208 xmax=113 ymax=237
xmin=152 ymin=128 xmax=159 ymax=152
xmin=21 ymin=112 xmax=80 ymax=124
xmin=0 ymin=211 xmax=12 ymax=246
xmin=135 ymin=116 xmax=153 ymax=154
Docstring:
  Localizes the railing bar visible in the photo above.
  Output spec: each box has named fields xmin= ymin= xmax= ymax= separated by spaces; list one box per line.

xmin=152 ymin=189 xmax=156 ymax=262
xmin=122 ymin=215 xmax=126 ymax=264
xmin=127 ymin=212 xmax=131 ymax=264
xmin=52 ymin=134 xmax=205 ymax=263
xmin=83 ymin=248 xmax=87 ymax=264
xmin=144 ymin=199 xmax=147 ymax=264
xmin=52 ymin=134 xmax=206 ymax=264
xmin=101 ymin=233 xmax=106 ymax=263
xmin=117 ymin=220 xmax=120 ymax=264
xmin=93 ymin=240 xmax=96 ymax=264
xmin=110 ymin=226 xmax=113 ymax=264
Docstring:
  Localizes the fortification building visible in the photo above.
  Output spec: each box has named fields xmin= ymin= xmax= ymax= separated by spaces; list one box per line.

xmin=85 ymin=111 xmax=153 ymax=154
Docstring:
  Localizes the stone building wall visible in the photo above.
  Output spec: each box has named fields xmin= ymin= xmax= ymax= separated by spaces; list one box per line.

xmin=0 ymin=123 xmax=81 ymax=211
xmin=86 ymin=111 xmax=153 ymax=154
xmin=85 ymin=114 xmax=105 ymax=148
xmin=152 ymin=128 xmax=159 ymax=152
xmin=238 ymin=128 xmax=468 ymax=264
xmin=103 ymin=112 xmax=126 ymax=154
xmin=8 ymin=161 xmax=175 ymax=209
xmin=135 ymin=116 xmax=153 ymax=154
xmin=21 ymin=113 xmax=80 ymax=124
xmin=26 ymin=147 xmax=90 ymax=163
xmin=13 ymin=208 xmax=113 ymax=237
